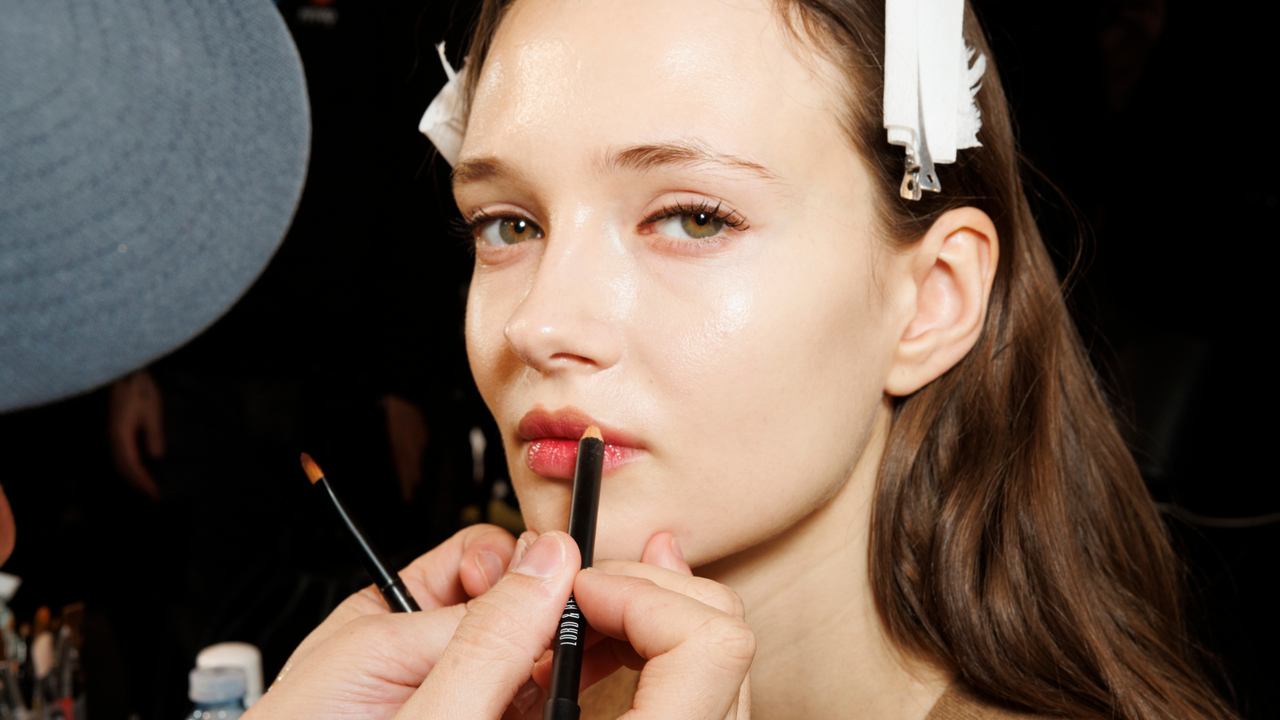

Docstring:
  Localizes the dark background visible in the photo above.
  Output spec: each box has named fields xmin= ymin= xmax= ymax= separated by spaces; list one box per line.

xmin=0 ymin=0 xmax=1274 ymax=717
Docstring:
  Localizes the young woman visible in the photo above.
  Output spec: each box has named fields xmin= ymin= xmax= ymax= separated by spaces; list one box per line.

xmin=248 ymin=0 xmax=1235 ymax=718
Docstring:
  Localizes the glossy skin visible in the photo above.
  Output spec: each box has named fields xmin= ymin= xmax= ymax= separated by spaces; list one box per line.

xmin=459 ymin=0 xmax=904 ymax=567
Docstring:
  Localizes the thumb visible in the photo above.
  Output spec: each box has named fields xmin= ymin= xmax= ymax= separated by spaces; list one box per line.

xmin=396 ymin=531 xmax=579 ymax=720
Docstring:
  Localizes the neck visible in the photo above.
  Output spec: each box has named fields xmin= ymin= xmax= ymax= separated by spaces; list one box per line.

xmin=699 ymin=398 xmax=949 ymax=720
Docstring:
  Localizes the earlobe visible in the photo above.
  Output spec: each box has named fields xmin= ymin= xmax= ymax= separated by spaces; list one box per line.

xmin=885 ymin=207 xmax=998 ymax=396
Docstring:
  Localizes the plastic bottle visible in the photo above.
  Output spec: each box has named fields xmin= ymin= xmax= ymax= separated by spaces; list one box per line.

xmin=185 ymin=667 xmax=246 ymax=720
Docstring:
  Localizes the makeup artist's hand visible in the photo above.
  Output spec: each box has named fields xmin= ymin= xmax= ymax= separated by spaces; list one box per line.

xmin=247 ymin=526 xmax=751 ymax=720
xmin=107 ymin=369 xmax=165 ymax=500
xmin=269 ymin=523 xmax=518 ymax=679
xmin=245 ymin=524 xmax=581 ymax=720
xmin=541 ymin=532 xmax=755 ymax=720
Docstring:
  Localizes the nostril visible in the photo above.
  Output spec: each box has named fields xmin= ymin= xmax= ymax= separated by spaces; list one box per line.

xmin=549 ymin=352 xmax=596 ymax=366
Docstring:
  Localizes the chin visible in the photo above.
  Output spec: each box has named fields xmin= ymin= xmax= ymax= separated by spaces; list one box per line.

xmin=512 ymin=478 xmax=671 ymax=562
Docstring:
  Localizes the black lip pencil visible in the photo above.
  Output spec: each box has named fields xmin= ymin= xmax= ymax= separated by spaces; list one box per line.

xmin=300 ymin=452 xmax=421 ymax=613
xmin=543 ymin=426 xmax=605 ymax=720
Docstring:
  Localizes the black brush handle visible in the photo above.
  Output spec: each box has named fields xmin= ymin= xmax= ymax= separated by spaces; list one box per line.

xmin=320 ymin=476 xmax=419 ymax=613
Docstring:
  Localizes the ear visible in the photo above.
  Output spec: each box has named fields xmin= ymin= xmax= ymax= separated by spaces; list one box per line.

xmin=885 ymin=207 xmax=998 ymax=396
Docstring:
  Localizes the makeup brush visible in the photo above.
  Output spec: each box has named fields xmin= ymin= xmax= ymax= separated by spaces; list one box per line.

xmin=300 ymin=453 xmax=421 ymax=613
xmin=543 ymin=426 xmax=604 ymax=720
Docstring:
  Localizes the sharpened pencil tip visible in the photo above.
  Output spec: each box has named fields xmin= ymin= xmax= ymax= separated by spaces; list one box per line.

xmin=300 ymin=452 xmax=324 ymax=484
xmin=582 ymin=425 xmax=602 ymax=441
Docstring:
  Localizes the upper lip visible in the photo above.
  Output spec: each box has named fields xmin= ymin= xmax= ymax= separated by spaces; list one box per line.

xmin=516 ymin=406 xmax=641 ymax=448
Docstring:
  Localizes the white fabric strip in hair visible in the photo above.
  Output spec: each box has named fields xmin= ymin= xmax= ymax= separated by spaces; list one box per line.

xmin=884 ymin=0 xmax=985 ymax=199
xmin=419 ymin=43 xmax=467 ymax=166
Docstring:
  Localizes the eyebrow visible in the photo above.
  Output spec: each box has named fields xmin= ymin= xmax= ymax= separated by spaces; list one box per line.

xmin=451 ymin=157 xmax=509 ymax=187
xmin=451 ymin=139 xmax=782 ymax=189
xmin=600 ymin=140 xmax=781 ymax=182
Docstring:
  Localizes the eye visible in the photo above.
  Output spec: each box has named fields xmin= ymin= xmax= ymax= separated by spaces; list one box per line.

xmin=475 ymin=216 xmax=543 ymax=246
xmin=643 ymin=200 xmax=747 ymax=243
xmin=655 ymin=211 xmax=724 ymax=240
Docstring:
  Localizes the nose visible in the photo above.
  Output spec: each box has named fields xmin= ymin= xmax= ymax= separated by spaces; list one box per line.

xmin=503 ymin=229 xmax=625 ymax=374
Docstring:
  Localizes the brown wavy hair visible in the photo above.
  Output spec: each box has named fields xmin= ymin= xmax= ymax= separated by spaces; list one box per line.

xmin=455 ymin=1 xmax=1236 ymax=718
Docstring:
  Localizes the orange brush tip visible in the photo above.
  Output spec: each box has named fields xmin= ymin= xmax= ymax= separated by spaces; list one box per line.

xmin=300 ymin=452 xmax=325 ymax=484
xmin=581 ymin=425 xmax=602 ymax=441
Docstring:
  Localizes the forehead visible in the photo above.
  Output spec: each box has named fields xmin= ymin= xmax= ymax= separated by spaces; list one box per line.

xmin=462 ymin=0 xmax=850 ymax=177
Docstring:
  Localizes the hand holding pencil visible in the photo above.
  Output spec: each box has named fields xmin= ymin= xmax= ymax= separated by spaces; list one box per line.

xmin=252 ymin=433 xmax=752 ymax=719
xmin=245 ymin=528 xmax=752 ymax=720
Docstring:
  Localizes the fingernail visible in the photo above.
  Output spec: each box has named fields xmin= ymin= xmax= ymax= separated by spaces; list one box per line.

xmin=507 ymin=531 xmax=535 ymax=573
xmin=476 ymin=550 xmax=504 ymax=590
xmin=513 ymin=678 xmax=540 ymax=714
xmin=670 ymin=536 xmax=685 ymax=561
xmin=513 ymin=533 xmax=565 ymax=578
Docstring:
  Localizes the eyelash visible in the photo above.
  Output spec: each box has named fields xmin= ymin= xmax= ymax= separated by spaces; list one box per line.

xmin=640 ymin=199 xmax=750 ymax=234
xmin=453 ymin=209 xmax=511 ymax=239
xmin=456 ymin=199 xmax=750 ymax=244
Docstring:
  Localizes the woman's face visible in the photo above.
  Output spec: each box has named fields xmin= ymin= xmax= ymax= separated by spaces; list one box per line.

xmin=457 ymin=0 xmax=910 ymax=565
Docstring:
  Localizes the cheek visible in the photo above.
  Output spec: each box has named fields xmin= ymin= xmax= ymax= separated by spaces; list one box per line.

xmin=644 ymin=271 xmax=756 ymax=402
xmin=656 ymin=231 xmax=889 ymax=428
xmin=465 ymin=268 xmax=519 ymax=407
xmin=612 ymin=238 xmax=892 ymax=564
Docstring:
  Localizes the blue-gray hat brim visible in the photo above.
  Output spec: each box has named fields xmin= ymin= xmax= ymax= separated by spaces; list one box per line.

xmin=1 ymin=0 xmax=310 ymax=412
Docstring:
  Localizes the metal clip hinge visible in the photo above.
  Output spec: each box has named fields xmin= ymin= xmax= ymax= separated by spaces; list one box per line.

xmin=900 ymin=146 xmax=941 ymax=201
xmin=899 ymin=102 xmax=942 ymax=201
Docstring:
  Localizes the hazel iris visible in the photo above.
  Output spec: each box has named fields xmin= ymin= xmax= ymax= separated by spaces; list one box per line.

xmin=680 ymin=212 xmax=723 ymax=239
xmin=498 ymin=218 xmax=539 ymax=245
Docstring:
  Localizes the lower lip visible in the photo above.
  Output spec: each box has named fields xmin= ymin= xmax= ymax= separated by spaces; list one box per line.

xmin=525 ymin=439 xmax=640 ymax=479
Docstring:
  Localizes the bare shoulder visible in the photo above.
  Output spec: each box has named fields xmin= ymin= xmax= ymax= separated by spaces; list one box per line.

xmin=580 ymin=666 xmax=642 ymax=720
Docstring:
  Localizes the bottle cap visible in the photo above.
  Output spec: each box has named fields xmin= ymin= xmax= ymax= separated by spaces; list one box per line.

xmin=0 ymin=573 xmax=21 ymax=602
xmin=197 ymin=642 xmax=263 ymax=706
xmin=189 ymin=666 xmax=247 ymax=704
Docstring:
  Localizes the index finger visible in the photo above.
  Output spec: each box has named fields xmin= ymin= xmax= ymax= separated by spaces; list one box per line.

xmin=277 ymin=524 xmax=518 ymax=680
xmin=591 ymin=558 xmax=746 ymax=619
xmin=573 ymin=569 xmax=755 ymax=720
xmin=396 ymin=532 xmax=579 ymax=720
xmin=399 ymin=523 xmax=520 ymax=607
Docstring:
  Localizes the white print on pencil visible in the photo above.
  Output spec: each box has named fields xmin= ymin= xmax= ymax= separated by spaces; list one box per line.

xmin=558 ymin=597 xmax=582 ymax=646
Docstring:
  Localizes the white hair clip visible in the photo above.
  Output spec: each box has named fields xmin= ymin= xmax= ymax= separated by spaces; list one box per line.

xmin=419 ymin=43 xmax=468 ymax=166
xmin=883 ymin=0 xmax=986 ymax=200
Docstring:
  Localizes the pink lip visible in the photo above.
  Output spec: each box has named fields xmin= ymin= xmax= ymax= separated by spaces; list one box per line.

xmin=518 ymin=407 xmax=643 ymax=479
